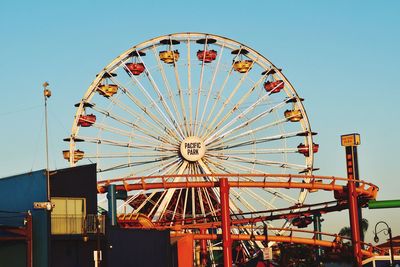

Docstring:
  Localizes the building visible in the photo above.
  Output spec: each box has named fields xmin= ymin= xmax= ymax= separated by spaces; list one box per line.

xmin=0 ymin=164 xmax=172 ymax=267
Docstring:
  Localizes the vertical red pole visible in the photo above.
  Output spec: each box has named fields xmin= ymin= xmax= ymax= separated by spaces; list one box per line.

xmin=220 ymin=178 xmax=232 ymax=267
xmin=26 ymin=212 xmax=33 ymax=267
xmin=200 ymin=229 xmax=208 ymax=266
xmin=348 ymin=176 xmax=362 ymax=266
xmin=346 ymin=147 xmax=362 ymax=267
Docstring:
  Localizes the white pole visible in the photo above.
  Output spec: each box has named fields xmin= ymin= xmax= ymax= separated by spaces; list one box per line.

xmin=43 ymin=82 xmax=51 ymax=201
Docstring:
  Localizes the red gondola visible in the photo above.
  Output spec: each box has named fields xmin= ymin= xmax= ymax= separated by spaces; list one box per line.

xmin=297 ymin=143 xmax=319 ymax=157
xmin=292 ymin=216 xmax=313 ymax=228
xmin=78 ymin=114 xmax=96 ymax=127
xmin=264 ymin=80 xmax=284 ymax=93
xmin=197 ymin=50 xmax=217 ymax=63
xmin=125 ymin=63 xmax=145 ymax=75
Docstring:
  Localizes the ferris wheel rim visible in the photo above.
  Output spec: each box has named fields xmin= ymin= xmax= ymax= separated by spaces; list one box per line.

xmin=66 ymin=32 xmax=317 ymax=232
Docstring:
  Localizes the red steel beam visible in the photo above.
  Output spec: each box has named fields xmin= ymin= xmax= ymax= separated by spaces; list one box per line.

xmin=170 ymin=232 xmax=377 ymax=258
xmin=98 ymin=180 xmax=377 ymax=200
xmin=220 ymin=178 xmax=232 ymax=267
xmin=97 ymin=173 xmax=378 ymax=189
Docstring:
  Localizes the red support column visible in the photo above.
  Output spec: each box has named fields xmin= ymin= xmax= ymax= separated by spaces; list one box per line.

xmin=341 ymin=134 xmax=363 ymax=266
xmin=348 ymin=177 xmax=362 ymax=266
xmin=26 ymin=212 xmax=33 ymax=267
xmin=177 ymin=235 xmax=194 ymax=267
xmin=220 ymin=178 xmax=232 ymax=267
xmin=345 ymin=146 xmax=362 ymax=266
xmin=200 ymin=229 xmax=207 ymax=266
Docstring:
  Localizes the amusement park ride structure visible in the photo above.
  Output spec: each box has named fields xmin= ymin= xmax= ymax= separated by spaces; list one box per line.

xmin=64 ymin=33 xmax=383 ymax=266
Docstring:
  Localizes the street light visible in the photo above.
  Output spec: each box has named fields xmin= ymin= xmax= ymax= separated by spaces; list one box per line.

xmin=43 ymin=82 xmax=51 ymax=201
xmin=374 ymin=221 xmax=394 ymax=266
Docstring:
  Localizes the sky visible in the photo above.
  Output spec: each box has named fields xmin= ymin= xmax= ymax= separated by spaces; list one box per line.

xmin=1 ymin=0 xmax=399 ymax=243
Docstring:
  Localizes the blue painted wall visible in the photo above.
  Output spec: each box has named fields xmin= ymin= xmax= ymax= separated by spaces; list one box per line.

xmin=0 ymin=170 xmax=49 ymax=267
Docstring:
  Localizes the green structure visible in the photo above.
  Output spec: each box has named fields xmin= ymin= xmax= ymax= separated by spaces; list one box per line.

xmin=368 ymin=199 xmax=400 ymax=209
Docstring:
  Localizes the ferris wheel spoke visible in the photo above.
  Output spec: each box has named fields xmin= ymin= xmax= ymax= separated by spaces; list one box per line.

xmin=126 ymin=157 xmax=182 ymax=178
xmin=213 ymin=154 xmax=307 ymax=171
xmin=119 ymin=63 xmax=185 ymax=141
xmin=84 ymin=151 xmax=176 ymax=159
xmin=197 ymin=159 xmax=242 ymax=214
xmin=202 ymin=187 xmax=218 ymax=217
xmin=75 ymin=136 xmax=177 ymax=153
xmin=130 ymin=191 xmax=159 ymax=215
xmin=204 ymin=158 xmax=295 ymax=206
xmin=205 ymin=96 xmax=295 ymax=145
xmin=94 ymin=96 xmax=178 ymax=145
xmin=135 ymin=52 xmax=186 ymax=139
xmin=85 ymin=101 xmax=173 ymax=144
xmin=197 ymin=43 xmax=225 ymax=137
xmin=148 ymin=190 xmax=169 ymax=219
xmin=207 ymin=147 xmax=298 ymax=156
xmin=204 ymin=156 xmax=278 ymax=182
xmin=201 ymin=49 xmax=242 ymax=138
xmin=204 ymin=156 xmax=246 ymax=175
xmin=195 ymin=161 xmax=219 ymax=218
xmin=181 ymin=186 xmax=189 ymax=221
xmin=213 ymin=117 xmax=290 ymax=146
xmin=92 ymin=122 xmax=176 ymax=148
xmin=152 ymin=160 xmax=189 ymax=221
xmin=193 ymin=38 xmax=208 ymax=137
xmin=108 ymin=76 xmax=182 ymax=143
xmin=209 ymin=130 xmax=305 ymax=151
xmin=168 ymin=40 xmax=191 ymax=138
xmin=168 ymin=188 xmax=183 ymax=225
xmin=149 ymin=45 xmax=186 ymax=136
xmin=230 ymin=188 xmax=257 ymax=212
xmin=239 ymin=187 xmax=277 ymax=210
xmin=206 ymin=72 xmax=267 ymax=139
xmin=204 ymin=60 xmax=264 ymax=141
xmin=186 ymin=38 xmax=194 ymax=136
xmin=238 ymin=176 xmax=299 ymax=204
xmin=98 ymin=160 xmax=172 ymax=173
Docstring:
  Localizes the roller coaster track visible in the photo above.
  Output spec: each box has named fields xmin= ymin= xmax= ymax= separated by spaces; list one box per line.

xmin=97 ymin=173 xmax=382 ymax=257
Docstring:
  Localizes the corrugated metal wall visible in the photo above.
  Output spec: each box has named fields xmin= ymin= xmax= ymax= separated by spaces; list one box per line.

xmin=0 ymin=170 xmax=49 ymax=267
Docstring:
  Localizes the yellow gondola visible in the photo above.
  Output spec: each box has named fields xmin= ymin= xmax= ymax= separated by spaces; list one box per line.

xmin=284 ymin=109 xmax=303 ymax=122
xmin=232 ymin=60 xmax=253 ymax=73
xmin=62 ymin=150 xmax=85 ymax=163
xmin=159 ymin=50 xmax=180 ymax=64
xmin=97 ymin=84 xmax=118 ymax=97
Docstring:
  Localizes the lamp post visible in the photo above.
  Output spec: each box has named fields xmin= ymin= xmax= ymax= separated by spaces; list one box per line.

xmin=43 ymin=82 xmax=51 ymax=201
xmin=374 ymin=221 xmax=394 ymax=266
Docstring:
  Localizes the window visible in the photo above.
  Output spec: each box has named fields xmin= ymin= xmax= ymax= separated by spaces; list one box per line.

xmin=51 ymin=197 xmax=86 ymax=235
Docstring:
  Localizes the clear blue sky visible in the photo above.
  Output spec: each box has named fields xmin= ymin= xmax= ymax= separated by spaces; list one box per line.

xmin=1 ymin=0 xmax=399 ymax=242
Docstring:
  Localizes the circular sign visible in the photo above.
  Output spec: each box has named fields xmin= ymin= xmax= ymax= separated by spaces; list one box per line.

xmin=180 ymin=136 xmax=206 ymax=162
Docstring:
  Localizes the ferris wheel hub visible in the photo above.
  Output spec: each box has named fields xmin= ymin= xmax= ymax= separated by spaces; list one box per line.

xmin=180 ymin=136 xmax=206 ymax=162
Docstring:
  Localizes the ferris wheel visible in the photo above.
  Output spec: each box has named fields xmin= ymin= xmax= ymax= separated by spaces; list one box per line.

xmin=64 ymin=32 xmax=318 ymax=230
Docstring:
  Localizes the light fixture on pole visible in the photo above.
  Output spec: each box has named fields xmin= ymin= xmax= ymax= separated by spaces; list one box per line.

xmin=43 ymin=82 xmax=51 ymax=201
xmin=374 ymin=221 xmax=394 ymax=267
